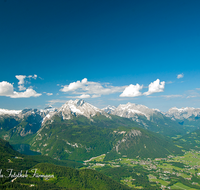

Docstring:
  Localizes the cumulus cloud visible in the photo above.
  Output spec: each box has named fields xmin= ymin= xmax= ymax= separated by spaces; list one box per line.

xmin=28 ymin=74 xmax=37 ymax=79
xmin=60 ymin=78 xmax=125 ymax=98
xmin=79 ymin=94 xmax=90 ymax=98
xmin=15 ymin=74 xmax=38 ymax=91
xmin=18 ymin=85 xmax=26 ymax=91
xmin=15 ymin=75 xmax=26 ymax=91
xmin=177 ymin=73 xmax=184 ymax=79
xmin=16 ymin=75 xmax=26 ymax=85
xmin=0 ymin=81 xmax=14 ymax=96
xmin=0 ymin=80 xmax=41 ymax=98
xmin=120 ymin=84 xmax=143 ymax=97
xmin=144 ymin=79 xmax=165 ymax=96
xmin=60 ymin=78 xmax=167 ymax=99
xmin=46 ymin=93 xmax=53 ymax=96
xmin=10 ymin=88 xmax=42 ymax=98
xmin=61 ymin=79 xmax=85 ymax=92
xmin=66 ymin=94 xmax=91 ymax=99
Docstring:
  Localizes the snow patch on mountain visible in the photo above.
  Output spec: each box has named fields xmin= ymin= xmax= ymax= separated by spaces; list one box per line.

xmin=110 ymin=102 xmax=158 ymax=120
xmin=165 ymin=107 xmax=200 ymax=120
xmin=102 ymin=105 xmax=116 ymax=114
xmin=57 ymin=99 xmax=110 ymax=120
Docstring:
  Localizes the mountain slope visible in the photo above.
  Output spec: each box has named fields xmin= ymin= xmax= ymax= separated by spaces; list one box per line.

xmin=31 ymin=113 xmax=183 ymax=161
xmin=34 ymin=163 xmax=131 ymax=190
xmin=0 ymin=138 xmax=131 ymax=190
xmin=176 ymin=128 xmax=200 ymax=150
xmin=104 ymin=127 xmax=183 ymax=160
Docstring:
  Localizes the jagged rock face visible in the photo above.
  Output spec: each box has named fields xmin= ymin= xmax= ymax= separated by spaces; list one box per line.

xmin=56 ymin=99 xmax=111 ymax=120
xmin=110 ymin=102 xmax=159 ymax=120
xmin=41 ymin=99 xmax=111 ymax=124
xmin=0 ymin=100 xmax=111 ymax=132
xmin=102 ymin=105 xmax=116 ymax=114
xmin=165 ymin=107 xmax=200 ymax=120
xmin=114 ymin=130 xmax=142 ymax=153
xmin=0 ymin=108 xmax=56 ymax=138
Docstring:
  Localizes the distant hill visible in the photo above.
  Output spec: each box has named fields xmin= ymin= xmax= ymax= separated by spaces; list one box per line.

xmin=176 ymin=128 xmax=200 ymax=150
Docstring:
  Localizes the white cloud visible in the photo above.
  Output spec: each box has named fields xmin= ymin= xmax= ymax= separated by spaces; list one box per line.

xmin=18 ymin=85 xmax=26 ymax=91
xmin=0 ymin=81 xmax=14 ymax=96
xmin=33 ymin=74 xmax=37 ymax=79
xmin=10 ymin=88 xmax=42 ymax=98
xmin=15 ymin=74 xmax=38 ymax=91
xmin=177 ymin=73 xmax=184 ymax=79
xmin=144 ymin=79 xmax=165 ymax=96
xmin=60 ymin=78 xmax=125 ymax=98
xmin=119 ymin=84 xmax=143 ymax=97
xmin=79 ymin=94 xmax=90 ymax=98
xmin=66 ymin=94 xmax=91 ymax=99
xmin=60 ymin=78 xmax=167 ymax=99
xmin=0 ymin=80 xmax=41 ymax=98
xmin=28 ymin=74 xmax=37 ymax=79
xmin=186 ymin=95 xmax=198 ymax=99
xmin=15 ymin=75 xmax=26 ymax=85
xmin=161 ymin=95 xmax=182 ymax=98
xmin=15 ymin=75 xmax=26 ymax=91
xmin=61 ymin=78 xmax=85 ymax=92
xmin=46 ymin=93 xmax=53 ymax=96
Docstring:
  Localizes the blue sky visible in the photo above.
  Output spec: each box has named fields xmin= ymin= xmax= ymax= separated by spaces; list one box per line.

xmin=0 ymin=0 xmax=200 ymax=111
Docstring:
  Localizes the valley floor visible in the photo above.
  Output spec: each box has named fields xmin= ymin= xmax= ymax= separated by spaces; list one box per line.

xmin=81 ymin=151 xmax=200 ymax=190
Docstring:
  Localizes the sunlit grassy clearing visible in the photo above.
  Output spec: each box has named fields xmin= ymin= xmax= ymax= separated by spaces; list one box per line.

xmin=149 ymin=178 xmax=170 ymax=186
xmin=171 ymin=182 xmax=194 ymax=190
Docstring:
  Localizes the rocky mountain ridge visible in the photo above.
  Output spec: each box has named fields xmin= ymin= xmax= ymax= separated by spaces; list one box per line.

xmin=2 ymin=100 xmax=200 ymax=122
xmin=1 ymin=100 xmax=200 ymax=140
xmin=105 ymin=102 xmax=159 ymax=120
xmin=165 ymin=107 xmax=200 ymax=120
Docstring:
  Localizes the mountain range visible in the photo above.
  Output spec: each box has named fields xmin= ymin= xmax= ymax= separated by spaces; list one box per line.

xmin=0 ymin=99 xmax=199 ymax=162
xmin=1 ymin=99 xmax=200 ymax=129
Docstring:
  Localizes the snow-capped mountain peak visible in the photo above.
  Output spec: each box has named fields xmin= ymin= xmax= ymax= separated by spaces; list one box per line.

xmin=102 ymin=105 xmax=117 ymax=114
xmin=165 ymin=107 xmax=200 ymax=120
xmin=58 ymin=99 xmax=110 ymax=120
xmin=110 ymin=102 xmax=160 ymax=120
